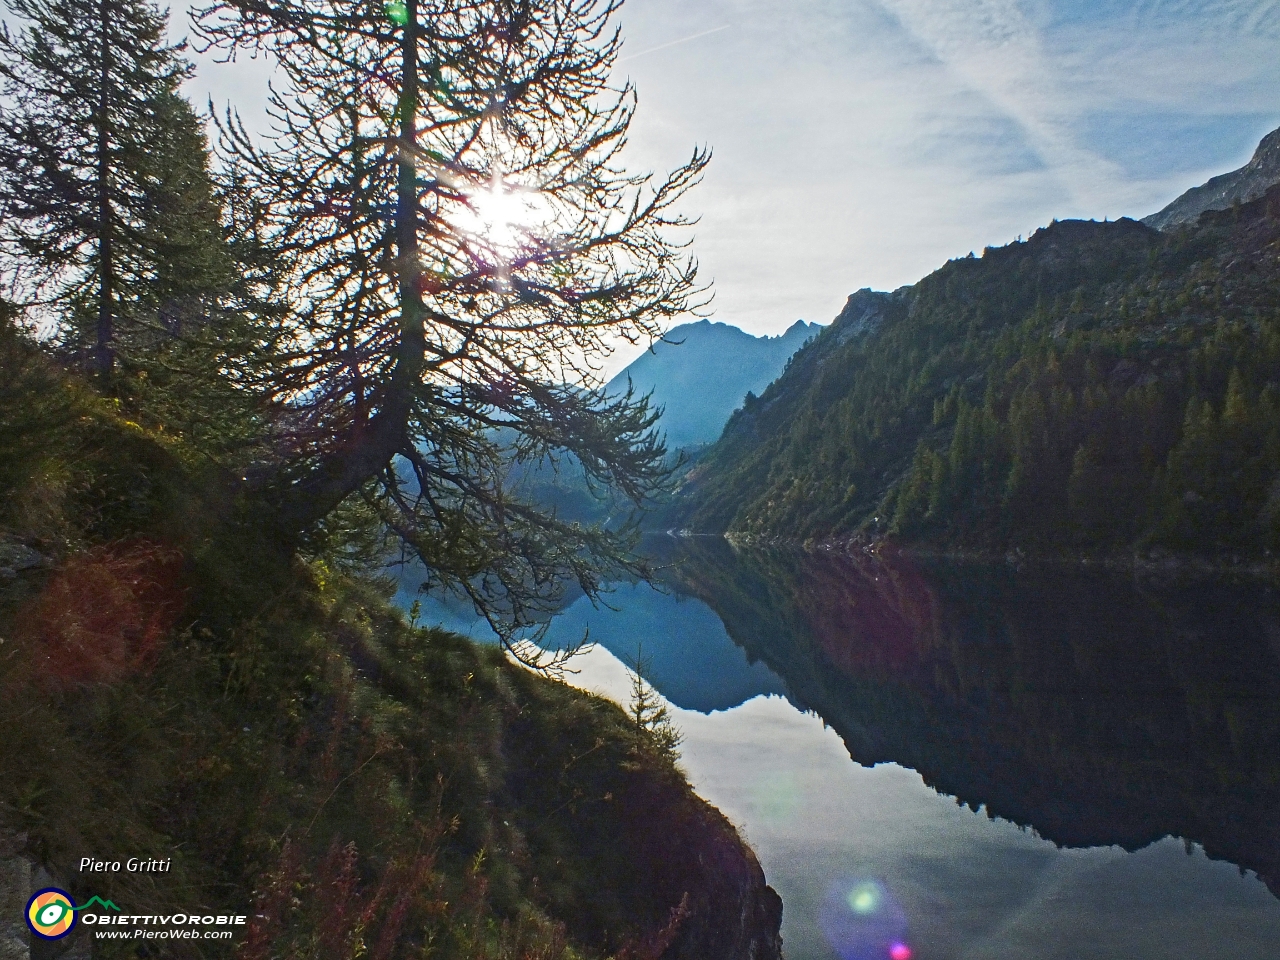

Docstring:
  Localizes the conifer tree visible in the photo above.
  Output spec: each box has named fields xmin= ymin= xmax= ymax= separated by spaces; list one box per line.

xmin=0 ymin=0 xmax=222 ymax=375
xmin=134 ymin=90 xmax=236 ymax=340
xmin=195 ymin=0 xmax=709 ymax=663
xmin=628 ymin=646 xmax=682 ymax=761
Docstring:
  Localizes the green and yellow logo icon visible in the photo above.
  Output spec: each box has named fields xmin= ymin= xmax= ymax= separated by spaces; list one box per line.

xmin=26 ymin=888 xmax=77 ymax=940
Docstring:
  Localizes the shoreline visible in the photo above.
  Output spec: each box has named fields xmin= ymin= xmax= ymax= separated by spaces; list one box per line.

xmin=666 ymin=529 xmax=1280 ymax=582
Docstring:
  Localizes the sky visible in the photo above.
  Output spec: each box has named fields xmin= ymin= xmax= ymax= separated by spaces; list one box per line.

xmin=178 ymin=0 xmax=1280 ymax=375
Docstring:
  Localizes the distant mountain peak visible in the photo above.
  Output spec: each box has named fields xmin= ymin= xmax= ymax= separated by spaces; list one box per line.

xmin=782 ymin=318 xmax=821 ymax=336
xmin=605 ymin=318 xmax=821 ymax=450
xmin=1143 ymin=124 xmax=1280 ymax=231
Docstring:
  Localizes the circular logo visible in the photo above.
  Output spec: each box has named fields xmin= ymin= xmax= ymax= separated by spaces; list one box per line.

xmin=26 ymin=888 xmax=77 ymax=940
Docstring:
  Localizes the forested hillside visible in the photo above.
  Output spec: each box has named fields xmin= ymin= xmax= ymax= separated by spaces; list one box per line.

xmin=672 ymin=185 xmax=1280 ymax=556
xmin=0 ymin=325 xmax=782 ymax=960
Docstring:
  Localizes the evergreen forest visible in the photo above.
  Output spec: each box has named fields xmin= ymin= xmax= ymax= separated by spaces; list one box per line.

xmin=672 ymin=189 xmax=1280 ymax=558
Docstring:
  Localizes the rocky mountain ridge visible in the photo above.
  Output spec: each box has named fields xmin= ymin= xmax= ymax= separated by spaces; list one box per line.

xmin=1144 ymin=124 xmax=1280 ymax=230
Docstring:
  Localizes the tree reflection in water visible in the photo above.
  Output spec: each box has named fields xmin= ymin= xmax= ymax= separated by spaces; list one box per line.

xmin=659 ymin=538 xmax=1280 ymax=900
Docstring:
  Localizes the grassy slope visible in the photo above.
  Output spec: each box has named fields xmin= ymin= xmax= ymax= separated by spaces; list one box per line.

xmin=673 ymin=187 xmax=1280 ymax=556
xmin=0 ymin=326 xmax=780 ymax=960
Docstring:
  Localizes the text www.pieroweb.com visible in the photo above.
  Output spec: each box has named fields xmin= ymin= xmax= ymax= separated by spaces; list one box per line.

xmin=84 ymin=913 xmax=246 ymax=941
xmin=94 ymin=929 xmax=235 ymax=940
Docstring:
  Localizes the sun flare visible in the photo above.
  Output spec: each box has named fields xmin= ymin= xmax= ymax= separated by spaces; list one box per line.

xmin=453 ymin=182 xmax=552 ymax=254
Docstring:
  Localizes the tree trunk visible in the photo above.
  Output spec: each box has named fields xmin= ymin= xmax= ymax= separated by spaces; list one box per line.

xmin=270 ymin=0 xmax=424 ymax=532
xmin=96 ymin=0 xmax=114 ymax=377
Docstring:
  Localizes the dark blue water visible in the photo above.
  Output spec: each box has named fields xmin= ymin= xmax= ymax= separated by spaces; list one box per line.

xmin=396 ymin=569 xmax=785 ymax=712
xmin=400 ymin=542 xmax=1280 ymax=960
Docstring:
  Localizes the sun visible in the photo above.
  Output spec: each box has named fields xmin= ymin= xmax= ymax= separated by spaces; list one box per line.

xmin=453 ymin=181 xmax=552 ymax=255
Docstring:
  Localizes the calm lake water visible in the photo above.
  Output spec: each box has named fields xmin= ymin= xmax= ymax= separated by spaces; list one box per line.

xmin=403 ymin=538 xmax=1280 ymax=960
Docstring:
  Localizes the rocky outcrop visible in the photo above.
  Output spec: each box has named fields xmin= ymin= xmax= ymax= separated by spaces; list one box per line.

xmin=0 ymin=832 xmax=90 ymax=960
xmin=0 ymin=540 xmax=49 ymax=582
xmin=1144 ymin=125 xmax=1280 ymax=230
xmin=500 ymin=667 xmax=784 ymax=960
xmin=0 ymin=833 xmax=29 ymax=960
xmin=830 ymin=288 xmax=888 ymax=345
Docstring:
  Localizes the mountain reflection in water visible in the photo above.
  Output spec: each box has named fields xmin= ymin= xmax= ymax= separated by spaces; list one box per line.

xmin=657 ymin=537 xmax=1280 ymax=902
xmin=401 ymin=539 xmax=1280 ymax=957
xmin=396 ymin=564 xmax=787 ymax=712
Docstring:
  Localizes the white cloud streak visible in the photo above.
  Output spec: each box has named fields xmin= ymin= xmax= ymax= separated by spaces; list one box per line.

xmin=163 ymin=0 xmax=1280 ymax=374
xmin=872 ymin=0 xmax=1128 ymax=209
xmin=617 ymin=24 xmax=732 ymax=63
xmin=601 ymin=0 xmax=1280 ymax=371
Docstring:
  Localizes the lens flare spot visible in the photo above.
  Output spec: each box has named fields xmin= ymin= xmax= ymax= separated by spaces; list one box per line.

xmin=384 ymin=1 xmax=408 ymax=24
xmin=821 ymin=877 xmax=908 ymax=960
xmin=848 ymin=882 xmax=881 ymax=915
xmin=15 ymin=539 xmax=185 ymax=689
xmin=890 ymin=943 xmax=912 ymax=960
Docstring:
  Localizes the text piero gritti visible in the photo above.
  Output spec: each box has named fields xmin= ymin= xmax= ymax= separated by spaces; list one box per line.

xmin=79 ymin=857 xmax=172 ymax=873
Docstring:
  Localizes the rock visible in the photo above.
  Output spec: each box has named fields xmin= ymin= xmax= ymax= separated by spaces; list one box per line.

xmin=0 ymin=836 xmax=31 ymax=960
xmin=831 ymin=289 xmax=888 ymax=345
xmin=0 ymin=834 xmax=91 ymax=960
xmin=0 ymin=541 xmax=47 ymax=581
xmin=1144 ymin=125 xmax=1280 ymax=230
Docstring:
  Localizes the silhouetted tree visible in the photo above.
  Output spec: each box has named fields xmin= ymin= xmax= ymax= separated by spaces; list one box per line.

xmin=195 ymin=0 xmax=709 ymax=663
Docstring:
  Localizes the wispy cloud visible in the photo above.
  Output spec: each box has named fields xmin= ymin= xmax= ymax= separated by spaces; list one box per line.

xmin=602 ymin=0 xmax=1280 ymax=372
xmin=617 ymin=24 xmax=731 ymax=64
xmin=173 ymin=0 xmax=1280 ymax=375
xmin=872 ymin=0 xmax=1134 ymax=210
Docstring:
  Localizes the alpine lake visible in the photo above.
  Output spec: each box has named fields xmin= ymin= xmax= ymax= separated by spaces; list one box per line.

xmin=400 ymin=536 xmax=1280 ymax=960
